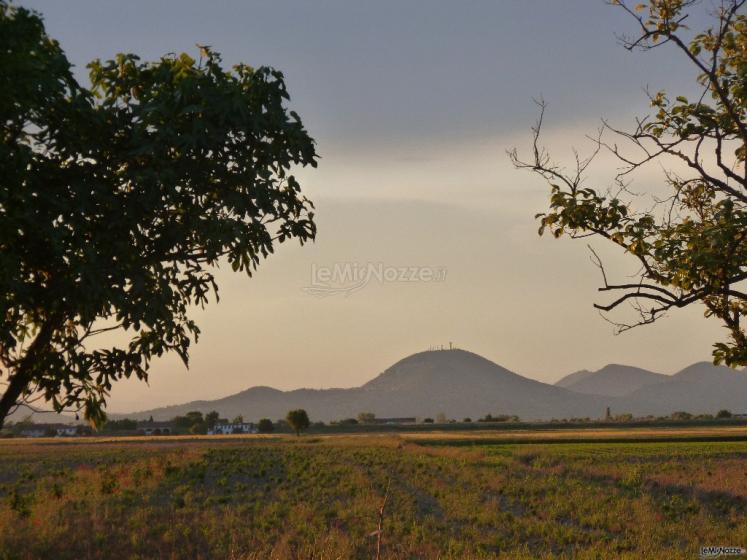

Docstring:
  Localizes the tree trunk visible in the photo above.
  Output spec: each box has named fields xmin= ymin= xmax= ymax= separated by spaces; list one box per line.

xmin=0 ymin=371 xmax=31 ymax=429
xmin=0 ymin=316 xmax=61 ymax=428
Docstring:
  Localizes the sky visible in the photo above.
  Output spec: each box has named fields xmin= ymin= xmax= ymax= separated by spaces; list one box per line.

xmin=23 ymin=0 xmax=727 ymax=412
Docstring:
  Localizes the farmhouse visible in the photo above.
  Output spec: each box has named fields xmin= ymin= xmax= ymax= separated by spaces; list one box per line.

xmin=208 ymin=422 xmax=257 ymax=435
xmin=56 ymin=425 xmax=81 ymax=436
xmin=17 ymin=424 xmax=90 ymax=437
xmin=18 ymin=426 xmax=48 ymax=438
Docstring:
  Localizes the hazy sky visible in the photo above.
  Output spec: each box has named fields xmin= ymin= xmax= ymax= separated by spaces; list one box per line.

xmin=24 ymin=1 xmax=726 ymax=411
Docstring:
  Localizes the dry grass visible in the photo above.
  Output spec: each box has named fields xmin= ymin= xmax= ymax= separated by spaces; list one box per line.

xmin=0 ymin=430 xmax=745 ymax=559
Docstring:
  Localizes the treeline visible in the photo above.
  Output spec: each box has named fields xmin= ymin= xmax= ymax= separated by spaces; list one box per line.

xmin=612 ymin=409 xmax=735 ymax=422
xmin=101 ymin=411 xmax=278 ymax=435
xmin=101 ymin=410 xmax=312 ymax=435
xmin=8 ymin=407 xmax=737 ymax=439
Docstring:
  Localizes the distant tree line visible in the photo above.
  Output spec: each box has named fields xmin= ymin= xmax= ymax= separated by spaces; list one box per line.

xmin=3 ymin=407 xmax=740 ymax=440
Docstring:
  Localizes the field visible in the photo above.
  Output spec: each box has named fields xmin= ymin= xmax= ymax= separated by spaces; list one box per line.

xmin=0 ymin=428 xmax=745 ymax=559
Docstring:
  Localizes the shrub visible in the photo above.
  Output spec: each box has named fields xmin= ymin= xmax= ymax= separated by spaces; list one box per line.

xmin=258 ymin=419 xmax=274 ymax=433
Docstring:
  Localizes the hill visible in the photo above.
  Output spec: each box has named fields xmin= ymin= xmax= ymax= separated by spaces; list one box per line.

xmin=121 ymin=351 xmax=747 ymax=423
xmin=555 ymin=364 xmax=669 ymax=397
xmin=125 ymin=349 xmax=610 ymax=422
xmin=555 ymin=369 xmax=595 ymax=389
xmin=618 ymin=361 xmax=747 ymax=416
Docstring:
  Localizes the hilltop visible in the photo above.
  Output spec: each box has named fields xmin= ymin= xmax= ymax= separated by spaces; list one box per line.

xmin=125 ymin=349 xmax=611 ymax=421
xmin=121 ymin=350 xmax=747 ymax=422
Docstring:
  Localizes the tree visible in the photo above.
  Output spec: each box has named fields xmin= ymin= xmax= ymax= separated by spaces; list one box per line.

xmin=510 ymin=0 xmax=747 ymax=367
xmin=286 ymin=409 xmax=310 ymax=436
xmin=716 ymin=409 xmax=733 ymax=418
xmin=102 ymin=418 xmax=137 ymax=432
xmin=257 ymin=418 xmax=274 ymax=433
xmin=478 ymin=413 xmax=517 ymax=423
xmin=231 ymin=415 xmax=244 ymax=424
xmin=0 ymin=3 xmax=318 ymax=427
xmin=357 ymin=412 xmax=376 ymax=424
xmin=173 ymin=411 xmax=205 ymax=433
xmin=204 ymin=411 xmax=220 ymax=429
xmin=189 ymin=422 xmax=207 ymax=435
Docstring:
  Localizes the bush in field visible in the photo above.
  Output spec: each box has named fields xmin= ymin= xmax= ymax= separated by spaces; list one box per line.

xmin=189 ymin=423 xmax=207 ymax=435
xmin=257 ymin=418 xmax=274 ymax=433
xmin=716 ymin=409 xmax=733 ymax=419
xmin=422 ymin=418 xmax=434 ymax=424
xmin=671 ymin=411 xmax=693 ymax=421
xmin=286 ymin=409 xmax=310 ymax=436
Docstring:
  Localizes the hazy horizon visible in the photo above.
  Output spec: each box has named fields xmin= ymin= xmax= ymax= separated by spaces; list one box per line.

xmin=22 ymin=0 xmax=725 ymax=412
xmin=119 ymin=347 xmax=713 ymax=417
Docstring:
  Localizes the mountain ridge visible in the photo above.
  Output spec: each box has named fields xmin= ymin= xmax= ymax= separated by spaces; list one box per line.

xmin=122 ymin=349 xmax=615 ymax=422
xmin=554 ymin=364 xmax=670 ymax=397
xmin=116 ymin=349 xmax=745 ymax=423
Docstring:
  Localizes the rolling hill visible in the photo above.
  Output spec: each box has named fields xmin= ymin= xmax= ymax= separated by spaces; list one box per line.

xmin=555 ymin=364 xmax=669 ymax=397
xmin=619 ymin=361 xmax=747 ymax=416
xmin=125 ymin=349 xmax=611 ymax=422
xmin=121 ymin=350 xmax=747 ymax=423
xmin=555 ymin=369 xmax=595 ymax=389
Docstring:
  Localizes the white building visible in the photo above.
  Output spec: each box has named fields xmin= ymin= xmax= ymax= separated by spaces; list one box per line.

xmin=208 ymin=422 xmax=257 ymax=435
xmin=56 ymin=426 xmax=80 ymax=436
xmin=17 ymin=424 xmax=88 ymax=437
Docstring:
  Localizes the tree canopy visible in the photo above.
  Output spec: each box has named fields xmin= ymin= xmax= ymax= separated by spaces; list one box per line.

xmin=0 ymin=2 xmax=318 ymax=426
xmin=286 ymin=409 xmax=310 ymax=436
xmin=257 ymin=418 xmax=274 ymax=433
xmin=511 ymin=0 xmax=747 ymax=366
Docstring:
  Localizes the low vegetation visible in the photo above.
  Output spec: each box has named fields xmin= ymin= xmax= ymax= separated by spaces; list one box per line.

xmin=0 ymin=430 xmax=745 ymax=559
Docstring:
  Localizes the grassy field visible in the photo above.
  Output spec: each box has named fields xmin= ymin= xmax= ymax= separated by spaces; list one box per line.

xmin=0 ymin=429 xmax=745 ymax=559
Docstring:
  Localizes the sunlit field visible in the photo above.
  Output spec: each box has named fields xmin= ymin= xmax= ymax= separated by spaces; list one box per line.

xmin=1 ymin=430 xmax=745 ymax=559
